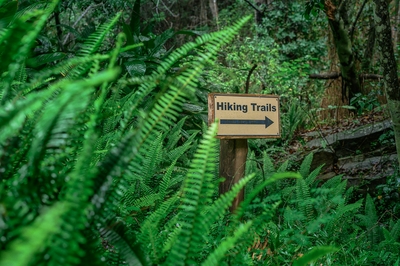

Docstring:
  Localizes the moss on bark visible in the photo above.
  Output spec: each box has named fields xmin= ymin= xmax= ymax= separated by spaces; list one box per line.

xmin=373 ymin=0 xmax=400 ymax=165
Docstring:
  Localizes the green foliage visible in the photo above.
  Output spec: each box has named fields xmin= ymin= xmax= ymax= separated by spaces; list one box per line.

xmin=242 ymin=151 xmax=400 ymax=265
xmin=292 ymin=246 xmax=338 ymax=266
xmin=350 ymin=91 xmax=382 ymax=115
xmin=0 ymin=2 xmax=399 ymax=265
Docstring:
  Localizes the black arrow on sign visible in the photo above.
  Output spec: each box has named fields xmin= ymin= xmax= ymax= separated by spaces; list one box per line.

xmin=220 ymin=116 xmax=274 ymax=128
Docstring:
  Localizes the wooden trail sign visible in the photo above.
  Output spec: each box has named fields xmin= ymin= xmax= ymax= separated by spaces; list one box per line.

xmin=208 ymin=93 xmax=281 ymax=211
xmin=208 ymin=93 xmax=280 ymax=139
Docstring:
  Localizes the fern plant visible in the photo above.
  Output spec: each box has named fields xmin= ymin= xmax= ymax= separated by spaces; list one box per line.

xmin=0 ymin=3 xmax=261 ymax=265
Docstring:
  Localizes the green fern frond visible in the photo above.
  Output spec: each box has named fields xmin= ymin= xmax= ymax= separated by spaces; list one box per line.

xmin=29 ymin=54 xmax=109 ymax=86
xmin=326 ymin=199 xmax=362 ymax=232
xmin=262 ymin=151 xmax=275 ymax=174
xmin=305 ymin=164 xmax=323 ymax=186
xmin=390 ymin=219 xmax=400 ymax=241
xmin=138 ymin=195 xmax=179 ymax=263
xmin=277 ymin=159 xmax=289 ymax=172
xmin=12 ymin=2 xmax=50 ymax=23
xmin=245 ymin=151 xmax=257 ymax=176
xmin=364 ymin=194 xmax=380 ymax=245
xmin=119 ymin=16 xmax=252 ymax=134
xmin=67 ymin=12 xmax=122 ymax=78
xmin=40 ymin=69 xmax=120 ymax=265
xmin=299 ymin=152 xmax=313 ymax=178
xmin=165 ymin=117 xmax=187 ymax=150
xmin=201 ymin=222 xmax=253 ymax=266
xmin=138 ymin=133 xmax=163 ymax=183
xmin=98 ymin=220 xmax=150 ymax=266
xmin=165 ymin=122 xmax=218 ymax=265
xmin=0 ymin=0 xmax=58 ymax=105
xmin=26 ymin=81 xmax=92 ymax=177
xmin=202 ymin=173 xmax=255 ymax=230
xmin=26 ymin=52 xmax=66 ymax=68
xmin=165 ymin=132 xmax=198 ymax=163
xmin=131 ymin=194 xmax=161 ymax=209
xmin=77 ymin=13 xmax=121 ymax=58
xmin=321 ymin=174 xmax=342 ymax=189
xmin=296 ymin=178 xmax=314 ymax=221
xmin=0 ymin=202 xmax=68 ymax=266
xmin=0 ymin=86 xmax=57 ymax=144
xmin=235 ymin=172 xmax=302 ymax=222
xmin=158 ymin=161 xmax=176 ymax=204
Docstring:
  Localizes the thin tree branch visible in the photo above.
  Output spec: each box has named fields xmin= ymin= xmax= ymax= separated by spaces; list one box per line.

xmin=244 ymin=0 xmax=263 ymax=13
xmin=62 ymin=4 xmax=99 ymax=46
xmin=309 ymin=72 xmax=341 ymax=79
xmin=350 ymin=0 xmax=368 ymax=40
xmin=54 ymin=10 xmax=64 ymax=52
xmin=245 ymin=64 xmax=257 ymax=94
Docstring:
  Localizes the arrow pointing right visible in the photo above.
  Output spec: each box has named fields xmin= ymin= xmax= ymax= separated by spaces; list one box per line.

xmin=220 ymin=116 xmax=274 ymax=128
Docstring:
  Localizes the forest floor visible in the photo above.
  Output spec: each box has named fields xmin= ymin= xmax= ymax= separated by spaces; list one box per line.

xmin=283 ymin=108 xmax=397 ymax=197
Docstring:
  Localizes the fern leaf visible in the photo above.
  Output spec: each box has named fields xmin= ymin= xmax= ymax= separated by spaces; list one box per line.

xmin=120 ymin=16 xmax=252 ymax=134
xmin=99 ymin=219 xmax=150 ymax=266
xmin=299 ymin=152 xmax=313 ymax=178
xmin=0 ymin=87 xmax=56 ymax=144
xmin=26 ymin=81 xmax=92 ymax=177
xmin=326 ymin=199 xmax=362 ymax=232
xmin=165 ymin=132 xmax=198 ymax=163
xmin=0 ymin=0 xmax=57 ymax=104
xmin=0 ymin=201 xmax=69 ymax=266
xmin=262 ymin=150 xmax=275 ymax=175
xmin=68 ymin=13 xmax=122 ymax=78
xmin=201 ymin=222 xmax=253 ymax=266
xmin=305 ymin=164 xmax=323 ymax=186
xmin=364 ymin=194 xmax=380 ymax=245
xmin=138 ymin=195 xmax=179 ymax=263
xmin=77 ymin=13 xmax=121 ymax=58
xmin=234 ymin=172 xmax=302 ymax=222
xmin=296 ymin=178 xmax=314 ymax=222
xmin=292 ymin=246 xmax=338 ymax=266
xmin=158 ymin=160 xmax=176 ymax=204
xmin=277 ymin=159 xmax=289 ymax=172
xmin=165 ymin=122 xmax=218 ymax=265
xmin=390 ymin=219 xmax=400 ymax=241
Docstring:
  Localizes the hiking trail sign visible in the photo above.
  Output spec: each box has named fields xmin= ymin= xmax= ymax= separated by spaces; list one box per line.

xmin=208 ymin=93 xmax=281 ymax=139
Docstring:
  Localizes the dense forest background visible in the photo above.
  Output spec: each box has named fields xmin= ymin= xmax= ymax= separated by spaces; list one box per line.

xmin=0 ymin=0 xmax=400 ymax=265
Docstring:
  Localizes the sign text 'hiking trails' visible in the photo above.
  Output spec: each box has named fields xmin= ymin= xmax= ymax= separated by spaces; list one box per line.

xmin=208 ymin=93 xmax=281 ymax=139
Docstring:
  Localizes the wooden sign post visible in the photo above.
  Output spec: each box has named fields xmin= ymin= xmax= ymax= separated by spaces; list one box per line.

xmin=208 ymin=93 xmax=281 ymax=211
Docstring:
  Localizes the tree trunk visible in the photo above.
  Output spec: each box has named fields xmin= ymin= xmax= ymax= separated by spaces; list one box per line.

xmin=209 ymin=0 xmax=219 ymax=29
xmin=373 ymin=0 xmax=400 ymax=166
xmin=319 ymin=29 xmax=349 ymax=120
xmin=324 ymin=0 xmax=361 ymax=102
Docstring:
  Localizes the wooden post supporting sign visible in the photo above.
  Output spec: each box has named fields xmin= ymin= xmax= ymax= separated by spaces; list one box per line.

xmin=208 ymin=93 xmax=281 ymax=211
xmin=219 ymin=139 xmax=248 ymax=212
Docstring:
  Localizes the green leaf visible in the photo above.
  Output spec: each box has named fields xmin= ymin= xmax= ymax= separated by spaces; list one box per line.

xmin=26 ymin=52 xmax=67 ymax=68
xmin=293 ymin=246 xmax=338 ymax=266
xmin=125 ymin=59 xmax=146 ymax=77
xmin=129 ymin=0 xmax=141 ymax=36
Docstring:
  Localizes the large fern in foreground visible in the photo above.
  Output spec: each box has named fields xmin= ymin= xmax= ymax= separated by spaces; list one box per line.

xmin=0 ymin=5 xmax=254 ymax=265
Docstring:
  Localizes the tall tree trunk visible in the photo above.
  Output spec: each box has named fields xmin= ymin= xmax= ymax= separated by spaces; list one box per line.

xmin=373 ymin=0 xmax=400 ymax=165
xmin=324 ymin=0 xmax=361 ymax=102
xmin=319 ymin=30 xmax=349 ymax=120
xmin=209 ymin=0 xmax=219 ymax=29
